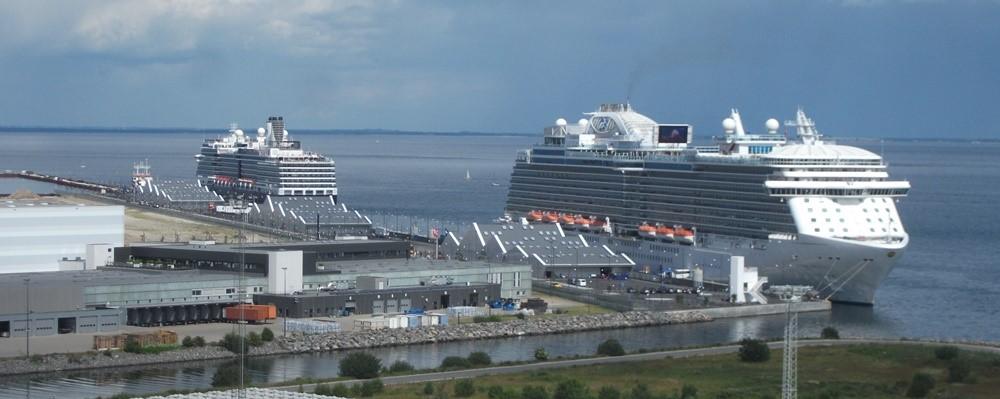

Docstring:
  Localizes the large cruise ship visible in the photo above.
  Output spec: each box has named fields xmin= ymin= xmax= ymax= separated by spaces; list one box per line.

xmin=196 ymin=116 xmax=337 ymax=201
xmin=504 ymin=103 xmax=910 ymax=304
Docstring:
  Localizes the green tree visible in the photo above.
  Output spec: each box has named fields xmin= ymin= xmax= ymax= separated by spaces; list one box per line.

xmin=261 ymin=327 xmax=274 ymax=342
xmin=339 ymin=352 xmax=382 ymax=379
xmin=220 ymin=332 xmax=247 ymax=354
xmin=182 ymin=336 xmax=194 ymax=348
xmin=597 ymin=386 xmax=621 ymax=399
xmin=454 ymin=380 xmax=476 ymax=397
xmin=423 ymin=382 xmax=435 ymax=395
xmin=440 ymin=356 xmax=471 ymax=369
xmin=329 ymin=383 xmax=351 ymax=397
xmin=522 ymin=385 xmax=550 ymax=399
xmin=906 ymin=372 xmax=935 ymax=398
xmin=554 ymin=379 xmax=591 ymax=399
xmin=192 ymin=336 xmax=206 ymax=347
xmin=737 ymin=339 xmax=770 ymax=363
xmin=934 ymin=346 xmax=959 ymax=360
xmin=534 ymin=347 xmax=549 ymax=361
xmin=820 ymin=326 xmax=840 ymax=339
xmin=468 ymin=351 xmax=493 ymax=366
xmin=597 ymin=339 xmax=626 ymax=357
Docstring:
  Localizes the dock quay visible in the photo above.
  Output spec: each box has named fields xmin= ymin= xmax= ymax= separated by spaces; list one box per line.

xmin=1 ymin=170 xmax=119 ymax=194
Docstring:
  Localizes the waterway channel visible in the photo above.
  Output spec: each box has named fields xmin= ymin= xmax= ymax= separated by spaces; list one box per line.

xmin=0 ymin=305 xmax=901 ymax=399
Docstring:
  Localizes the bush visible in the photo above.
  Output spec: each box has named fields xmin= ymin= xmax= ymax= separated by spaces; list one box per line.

xmin=454 ymin=379 xmax=476 ymax=397
xmin=388 ymin=360 xmax=415 ymax=373
xmin=553 ymin=379 xmax=590 ymax=399
xmin=820 ymin=326 xmax=840 ymax=339
xmin=534 ymin=347 xmax=549 ymax=361
xmin=487 ymin=385 xmax=517 ymax=399
xmin=473 ymin=315 xmax=503 ymax=323
xmin=313 ymin=384 xmax=332 ymax=396
xmin=440 ymin=356 xmax=472 ymax=370
xmin=935 ymin=346 xmax=960 ymax=360
xmin=423 ymin=382 xmax=435 ymax=395
xmin=468 ymin=351 xmax=492 ymax=366
xmin=598 ymin=386 xmax=621 ymax=399
xmin=246 ymin=331 xmax=263 ymax=347
xmin=522 ymin=385 xmax=550 ymax=399
xmin=329 ymin=383 xmax=351 ymax=397
xmin=339 ymin=352 xmax=382 ymax=379
xmin=628 ymin=383 xmax=653 ymax=399
xmin=355 ymin=379 xmax=384 ymax=397
xmin=220 ymin=333 xmax=247 ymax=354
xmin=948 ymin=360 xmax=971 ymax=383
xmin=211 ymin=363 xmax=240 ymax=387
xmin=906 ymin=372 xmax=934 ymax=397
xmin=738 ymin=339 xmax=770 ymax=363
xmin=193 ymin=336 xmax=206 ymax=347
xmin=182 ymin=336 xmax=194 ymax=348
xmin=597 ymin=339 xmax=625 ymax=357
xmin=123 ymin=340 xmax=143 ymax=354
xmin=261 ymin=327 xmax=274 ymax=342
xmin=679 ymin=384 xmax=698 ymax=399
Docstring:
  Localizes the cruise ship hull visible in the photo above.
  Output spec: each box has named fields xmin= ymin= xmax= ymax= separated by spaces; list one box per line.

xmin=595 ymin=233 xmax=905 ymax=304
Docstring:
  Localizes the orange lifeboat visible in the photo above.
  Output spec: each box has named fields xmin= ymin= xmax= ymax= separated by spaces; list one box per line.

xmin=590 ymin=217 xmax=606 ymax=231
xmin=675 ymin=226 xmax=695 ymax=245
xmin=527 ymin=210 xmax=543 ymax=222
xmin=543 ymin=212 xmax=559 ymax=223
xmin=656 ymin=224 xmax=675 ymax=241
xmin=574 ymin=215 xmax=590 ymax=228
xmin=560 ymin=213 xmax=575 ymax=225
xmin=638 ymin=222 xmax=657 ymax=238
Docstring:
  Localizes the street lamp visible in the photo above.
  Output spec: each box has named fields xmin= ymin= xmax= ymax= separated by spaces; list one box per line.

xmin=281 ymin=266 xmax=288 ymax=338
xmin=24 ymin=278 xmax=30 ymax=360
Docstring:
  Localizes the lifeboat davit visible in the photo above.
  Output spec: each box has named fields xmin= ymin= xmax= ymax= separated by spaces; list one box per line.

xmin=656 ymin=224 xmax=675 ymax=241
xmin=675 ymin=227 xmax=695 ymax=245
xmin=560 ymin=213 xmax=576 ymax=226
xmin=527 ymin=210 xmax=543 ymax=222
xmin=638 ymin=222 xmax=657 ymax=238
xmin=543 ymin=212 xmax=559 ymax=223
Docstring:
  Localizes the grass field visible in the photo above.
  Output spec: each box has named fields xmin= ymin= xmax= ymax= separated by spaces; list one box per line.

xmin=359 ymin=344 xmax=1000 ymax=399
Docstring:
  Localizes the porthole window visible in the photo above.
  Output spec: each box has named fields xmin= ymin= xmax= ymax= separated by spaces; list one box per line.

xmin=814 ymin=228 xmax=820 ymax=232
xmin=822 ymin=208 xmax=827 ymax=212
xmin=825 ymin=218 xmax=831 ymax=222
xmin=810 ymin=218 xmax=816 ymax=222
xmin=870 ymin=228 xmax=875 ymax=232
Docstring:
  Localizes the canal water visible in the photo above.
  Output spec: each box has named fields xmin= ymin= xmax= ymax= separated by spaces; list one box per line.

xmin=1 ymin=305 xmax=892 ymax=399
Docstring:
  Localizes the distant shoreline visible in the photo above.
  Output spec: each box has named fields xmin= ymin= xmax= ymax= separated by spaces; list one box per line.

xmin=0 ymin=126 xmax=534 ymax=137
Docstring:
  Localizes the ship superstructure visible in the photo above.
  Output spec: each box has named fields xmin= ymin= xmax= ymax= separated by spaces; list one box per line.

xmin=505 ymin=103 xmax=910 ymax=304
xmin=196 ymin=116 xmax=337 ymax=201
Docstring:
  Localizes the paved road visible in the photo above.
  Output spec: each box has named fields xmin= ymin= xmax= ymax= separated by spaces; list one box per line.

xmin=275 ymin=339 xmax=1000 ymax=392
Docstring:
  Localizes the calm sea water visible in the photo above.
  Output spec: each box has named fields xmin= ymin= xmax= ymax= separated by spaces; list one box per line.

xmin=0 ymin=131 xmax=997 ymax=398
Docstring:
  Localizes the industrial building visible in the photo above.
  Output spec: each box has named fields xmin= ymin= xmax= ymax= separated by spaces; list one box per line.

xmin=0 ymin=195 xmax=124 ymax=274
xmin=255 ymin=283 xmax=500 ymax=318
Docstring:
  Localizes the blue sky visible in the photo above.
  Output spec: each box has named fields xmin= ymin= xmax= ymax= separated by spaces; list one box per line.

xmin=0 ymin=0 xmax=997 ymax=138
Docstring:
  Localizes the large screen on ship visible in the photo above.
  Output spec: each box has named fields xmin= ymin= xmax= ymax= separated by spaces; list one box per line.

xmin=657 ymin=125 xmax=690 ymax=144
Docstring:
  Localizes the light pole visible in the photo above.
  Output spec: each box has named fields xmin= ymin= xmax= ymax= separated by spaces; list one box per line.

xmin=24 ymin=278 xmax=30 ymax=360
xmin=281 ymin=266 xmax=288 ymax=338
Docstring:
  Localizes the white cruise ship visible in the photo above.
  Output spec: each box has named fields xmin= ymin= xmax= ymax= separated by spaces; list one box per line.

xmin=196 ymin=116 xmax=337 ymax=201
xmin=504 ymin=103 xmax=909 ymax=304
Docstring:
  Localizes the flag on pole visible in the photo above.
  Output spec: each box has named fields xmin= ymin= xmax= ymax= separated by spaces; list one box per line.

xmin=431 ymin=227 xmax=440 ymax=239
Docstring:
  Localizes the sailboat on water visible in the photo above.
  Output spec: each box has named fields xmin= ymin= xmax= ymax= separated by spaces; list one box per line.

xmin=465 ymin=169 xmax=471 ymax=181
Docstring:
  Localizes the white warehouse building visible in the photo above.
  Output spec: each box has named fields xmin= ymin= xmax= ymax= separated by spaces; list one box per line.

xmin=0 ymin=197 xmax=124 ymax=273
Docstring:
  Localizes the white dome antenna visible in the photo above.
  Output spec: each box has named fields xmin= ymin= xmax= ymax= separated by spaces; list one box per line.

xmin=555 ymin=118 xmax=567 ymax=126
xmin=257 ymin=127 xmax=266 ymax=136
xmin=578 ymin=118 xmax=589 ymax=127
xmin=722 ymin=118 xmax=736 ymax=134
xmin=765 ymin=118 xmax=780 ymax=133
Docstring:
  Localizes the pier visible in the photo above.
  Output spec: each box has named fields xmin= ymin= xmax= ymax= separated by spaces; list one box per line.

xmin=1 ymin=170 xmax=119 ymax=194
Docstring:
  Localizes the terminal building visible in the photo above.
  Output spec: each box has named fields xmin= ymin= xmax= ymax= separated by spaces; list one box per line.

xmin=0 ymin=240 xmax=530 ymax=337
xmin=0 ymin=195 xmax=124 ymax=274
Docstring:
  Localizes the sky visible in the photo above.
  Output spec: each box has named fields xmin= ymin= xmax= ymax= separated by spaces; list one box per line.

xmin=0 ymin=0 xmax=997 ymax=138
